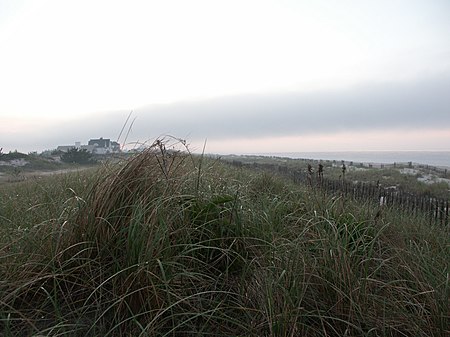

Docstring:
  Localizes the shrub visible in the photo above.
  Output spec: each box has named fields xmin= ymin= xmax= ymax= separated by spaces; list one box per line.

xmin=60 ymin=148 xmax=95 ymax=164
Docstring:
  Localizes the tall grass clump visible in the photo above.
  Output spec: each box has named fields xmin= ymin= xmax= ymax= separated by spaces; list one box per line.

xmin=0 ymin=139 xmax=255 ymax=336
xmin=0 ymin=139 xmax=448 ymax=336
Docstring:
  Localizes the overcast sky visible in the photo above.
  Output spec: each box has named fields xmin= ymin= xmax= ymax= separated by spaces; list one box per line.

xmin=1 ymin=0 xmax=450 ymax=154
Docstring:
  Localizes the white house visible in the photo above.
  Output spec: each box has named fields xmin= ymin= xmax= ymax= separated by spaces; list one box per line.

xmin=57 ymin=138 xmax=120 ymax=154
xmin=88 ymin=137 xmax=120 ymax=154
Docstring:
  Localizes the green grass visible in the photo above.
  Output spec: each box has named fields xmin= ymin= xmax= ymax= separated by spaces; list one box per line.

xmin=0 ymin=144 xmax=448 ymax=336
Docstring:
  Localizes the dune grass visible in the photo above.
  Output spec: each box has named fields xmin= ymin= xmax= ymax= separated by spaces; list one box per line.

xmin=0 ymin=141 xmax=448 ymax=336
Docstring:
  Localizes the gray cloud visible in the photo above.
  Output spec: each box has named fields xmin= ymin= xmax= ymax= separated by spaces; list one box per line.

xmin=4 ymin=74 xmax=450 ymax=153
xmin=129 ymin=74 xmax=450 ymax=141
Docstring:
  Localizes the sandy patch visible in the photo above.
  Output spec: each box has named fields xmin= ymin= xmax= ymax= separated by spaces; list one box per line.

xmin=0 ymin=167 xmax=91 ymax=184
xmin=0 ymin=159 xmax=29 ymax=166
xmin=418 ymin=174 xmax=450 ymax=186
xmin=400 ymin=168 xmax=420 ymax=175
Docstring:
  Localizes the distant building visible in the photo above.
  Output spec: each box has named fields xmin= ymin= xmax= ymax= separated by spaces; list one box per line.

xmin=80 ymin=145 xmax=96 ymax=153
xmin=56 ymin=141 xmax=82 ymax=153
xmin=88 ymin=137 xmax=120 ymax=154
xmin=88 ymin=137 xmax=110 ymax=149
xmin=56 ymin=145 xmax=76 ymax=153
xmin=56 ymin=138 xmax=120 ymax=154
xmin=111 ymin=141 xmax=120 ymax=152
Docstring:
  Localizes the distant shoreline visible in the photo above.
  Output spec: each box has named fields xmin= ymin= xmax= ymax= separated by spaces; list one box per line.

xmin=243 ymin=151 xmax=450 ymax=168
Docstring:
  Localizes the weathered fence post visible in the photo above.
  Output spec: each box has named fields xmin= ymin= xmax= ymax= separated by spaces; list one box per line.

xmin=446 ymin=200 xmax=449 ymax=226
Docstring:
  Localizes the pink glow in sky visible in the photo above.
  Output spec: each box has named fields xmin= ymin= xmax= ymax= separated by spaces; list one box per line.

xmin=196 ymin=128 xmax=450 ymax=154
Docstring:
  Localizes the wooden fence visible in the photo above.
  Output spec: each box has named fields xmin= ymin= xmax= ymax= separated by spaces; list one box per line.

xmin=262 ymin=156 xmax=449 ymax=177
xmin=227 ymin=160 xmax=449 ymax=226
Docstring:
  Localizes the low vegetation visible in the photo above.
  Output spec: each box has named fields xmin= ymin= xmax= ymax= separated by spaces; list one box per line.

xmin=0 ymin=141 xmax=448 ymax=336
xmin=0 ymin=151 xmax=101 ymax=184
xmin=222 ymin=154 xmax=450 ymax=200
xmin=60 ymin=148 xmax=96 ymax=165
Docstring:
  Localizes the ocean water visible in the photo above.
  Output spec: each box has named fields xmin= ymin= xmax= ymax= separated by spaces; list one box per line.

xmin=254 ymin=151 xmax=450 ymax=168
